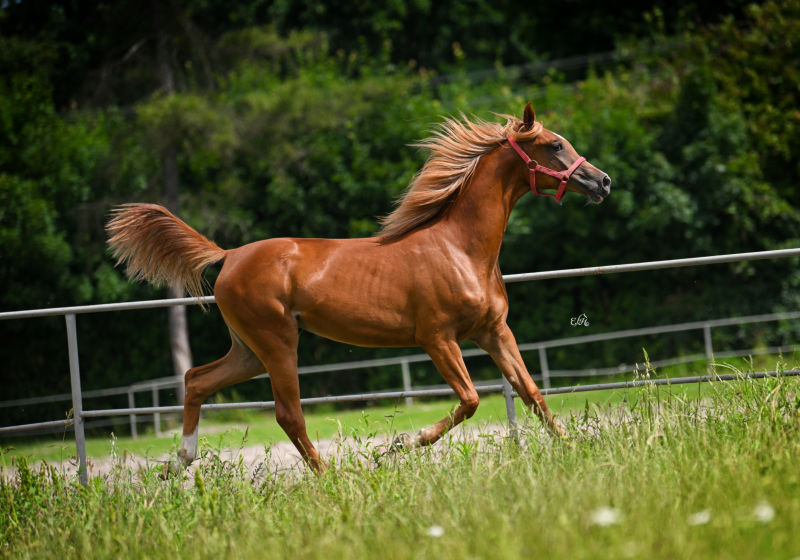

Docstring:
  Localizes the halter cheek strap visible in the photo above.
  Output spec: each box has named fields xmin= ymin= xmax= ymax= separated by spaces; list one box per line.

xmin=507 ymin=136 xmax=586 ymax=204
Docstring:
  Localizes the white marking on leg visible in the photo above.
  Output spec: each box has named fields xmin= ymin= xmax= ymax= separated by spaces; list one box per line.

xmin=179 ymin=427 xmax=198 ymax=465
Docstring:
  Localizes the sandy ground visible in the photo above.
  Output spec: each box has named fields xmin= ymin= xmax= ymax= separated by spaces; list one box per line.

xmin=2 ymin=422 xmax=520 ymax=482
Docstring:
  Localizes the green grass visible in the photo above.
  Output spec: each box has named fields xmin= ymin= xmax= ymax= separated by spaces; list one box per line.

xmin=2 ymin=359 xmax=799 ymax=559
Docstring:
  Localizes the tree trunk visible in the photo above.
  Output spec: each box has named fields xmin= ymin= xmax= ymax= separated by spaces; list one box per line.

xmin=155 ymin=1 xmax=192 ymax=400
xmin=167 ymin=284 xmax=192 ymax=399
xmin=164 ymin=145 xmax=191 ymax=398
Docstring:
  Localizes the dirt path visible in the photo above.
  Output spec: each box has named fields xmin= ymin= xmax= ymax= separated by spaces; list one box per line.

xmin=3 ymin=422 xmax=518 ymax=481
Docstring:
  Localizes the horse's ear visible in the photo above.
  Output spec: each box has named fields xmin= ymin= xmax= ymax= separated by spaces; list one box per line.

xmin=522 ymin=103 xmax=536 ymax=130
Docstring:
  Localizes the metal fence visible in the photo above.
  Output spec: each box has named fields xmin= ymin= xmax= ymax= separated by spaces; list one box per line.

xmin=3 ymin=310 xmax=798 ymax=439
xmin=1 ymin=247 xmax=799 ymax=485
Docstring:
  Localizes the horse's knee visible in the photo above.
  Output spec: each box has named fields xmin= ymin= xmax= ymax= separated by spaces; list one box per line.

xmin=184 ymin=367 xmax=209 ymax=406
xmin=184 ymin=388 xmax=204 ymax=410
xmin=462 ymin=393 xmax=480 ymax=419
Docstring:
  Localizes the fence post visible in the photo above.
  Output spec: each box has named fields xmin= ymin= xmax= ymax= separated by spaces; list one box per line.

xmin=703 ymin=324 xmax=714 ymax=373
xmin=501 ymin=376 xmax=518 ymax=440
xmin=152 ymin=386 xmax=161 ymax=437
xmin=401 ymin=359 xmax=413 ymax=406
xmin=538 ymin=347 xmax=551 ymax=389
xmin=65 ymin=314 xmax=88 ymax=486
xmin=128 ymin=391 xmax=137 ymax=439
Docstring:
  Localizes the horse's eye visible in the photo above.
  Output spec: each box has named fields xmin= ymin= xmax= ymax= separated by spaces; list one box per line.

xmin=552 ymin=141 xmax=563 ymax=152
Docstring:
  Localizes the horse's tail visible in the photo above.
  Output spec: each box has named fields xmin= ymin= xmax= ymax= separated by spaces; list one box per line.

xmin=106 ymin=203 xmax=227 ymax=300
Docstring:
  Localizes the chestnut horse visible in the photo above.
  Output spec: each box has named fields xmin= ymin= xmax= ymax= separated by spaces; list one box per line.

xmin=107 ymin=103 xmax=611 ymax=472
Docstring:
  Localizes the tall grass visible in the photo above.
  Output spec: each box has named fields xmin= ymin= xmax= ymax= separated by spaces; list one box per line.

xmin=2 ymin=363 xmax=799 ymax=559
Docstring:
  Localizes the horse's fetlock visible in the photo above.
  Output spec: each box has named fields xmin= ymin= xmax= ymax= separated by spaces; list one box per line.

xmin=275 ymin=409 xmax=305 ymax=435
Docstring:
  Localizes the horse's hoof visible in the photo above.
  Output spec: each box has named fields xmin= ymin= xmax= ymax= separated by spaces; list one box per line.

xmin=177 ymin=448 xmax=195 ymax=467
xmin=391 ymin=433 xmax=412 ymax=452
xmin=156 ymin=449 xmax=194 ymax=480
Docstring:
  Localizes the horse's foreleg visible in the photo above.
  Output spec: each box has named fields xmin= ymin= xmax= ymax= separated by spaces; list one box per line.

xmin=475 ymin=323 xmax=566 ymax=437
xmin=179 ymin=330 xmax=264 ymax=466
xmin=396 ymin=339 xmax=479 ymax=450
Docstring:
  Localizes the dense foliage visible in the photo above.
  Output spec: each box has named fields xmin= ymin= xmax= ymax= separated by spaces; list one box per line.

xmin=0 ymin=1 xmax=798 ymax=429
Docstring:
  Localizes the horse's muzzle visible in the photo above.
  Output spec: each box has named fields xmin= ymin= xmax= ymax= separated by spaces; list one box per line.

xmin=594 ymin=175 xmax=612 ymax=202
xmin=579 ymin=173 xmax=611 ymax=204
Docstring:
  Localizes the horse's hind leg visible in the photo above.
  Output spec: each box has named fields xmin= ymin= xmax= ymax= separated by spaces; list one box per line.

xmin=396 ymin=338 xmax=479 ymax=450
xmin=178 ymin=329 xmax=264 ymax=465
xmin=241 ymin=324 xmax=324 ymax=472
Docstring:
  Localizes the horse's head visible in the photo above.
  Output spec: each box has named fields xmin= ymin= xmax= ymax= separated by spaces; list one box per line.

xmin=508 ymin=103 xmax=611 ymax=204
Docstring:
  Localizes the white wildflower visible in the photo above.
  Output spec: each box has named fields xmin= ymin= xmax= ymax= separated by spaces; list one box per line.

xmin=589 ymin=506 xmax=621 ymax=527
xmin=753 ymin=501 xmax=775 ymax=523
xmin=688 ymin=510 xmax=711 ymax=526
xmin=426 ymin=525 xmax=445 ymax=538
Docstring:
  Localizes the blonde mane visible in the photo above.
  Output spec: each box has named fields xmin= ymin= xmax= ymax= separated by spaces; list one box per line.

xmin=378 ymin=113 xmax=544 ymax=240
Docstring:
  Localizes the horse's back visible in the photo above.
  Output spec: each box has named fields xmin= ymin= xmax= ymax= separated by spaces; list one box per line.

xmin=215 ymin=236 xmax=353 ymax=300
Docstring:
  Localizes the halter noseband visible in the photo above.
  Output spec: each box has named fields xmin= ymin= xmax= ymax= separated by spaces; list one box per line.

xmin=507 ymin=136 xmax=586 ymax=204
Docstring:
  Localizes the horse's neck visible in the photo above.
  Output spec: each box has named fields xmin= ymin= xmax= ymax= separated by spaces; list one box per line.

xmin=437 ymin=151 xmax=527 ymax=268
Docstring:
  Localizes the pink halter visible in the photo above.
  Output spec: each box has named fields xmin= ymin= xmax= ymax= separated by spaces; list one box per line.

xmin=507 ymin=136 xmax=586 ymax=204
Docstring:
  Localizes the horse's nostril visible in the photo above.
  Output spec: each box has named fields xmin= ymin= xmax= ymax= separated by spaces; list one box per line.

xmin=602 ymin=175 xmax=611 ymax=189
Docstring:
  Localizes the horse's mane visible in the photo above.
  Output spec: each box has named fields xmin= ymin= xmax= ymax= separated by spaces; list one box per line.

xmin=378 ymin=113 xmax=544 ymax=240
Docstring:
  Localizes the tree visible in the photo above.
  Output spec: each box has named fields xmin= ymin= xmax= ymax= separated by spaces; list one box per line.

xmin=1 ymin=1 xmax=798 ymax=431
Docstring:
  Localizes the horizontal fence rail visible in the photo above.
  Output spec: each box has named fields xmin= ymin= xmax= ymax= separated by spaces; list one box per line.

xmin=0 ymin=376 xmax=180 ymax=409
xmin=65 ymin=370 xmax=800 ymax=414
xmin=0 ymin=295 xmax=217 ymax=320
xmin=0 ymin=247 xmax=798 ymax=486
xmin=502 ymin=248 xmax=800 ymax=283
xmin=4 ymin=371 xmax=798 ymax=433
